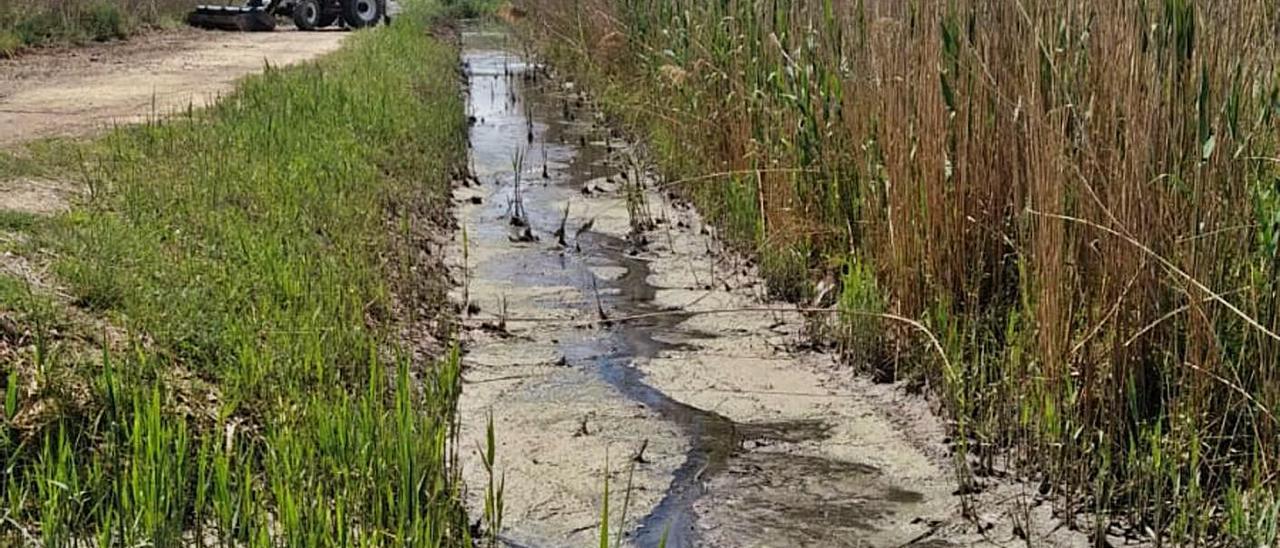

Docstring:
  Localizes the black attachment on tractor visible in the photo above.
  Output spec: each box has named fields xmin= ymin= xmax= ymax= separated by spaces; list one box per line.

xmin=188 ymin=0 xmax=280 ymax=32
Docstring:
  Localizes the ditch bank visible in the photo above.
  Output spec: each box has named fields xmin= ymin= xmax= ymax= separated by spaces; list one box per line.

xmin=0 ymin=16 xmax=472 ymax=543
xmin=446 ymin=24 xmax=1096 ymax=548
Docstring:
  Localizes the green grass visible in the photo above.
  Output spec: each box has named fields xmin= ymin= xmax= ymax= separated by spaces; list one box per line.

xmin=0 ymin=1 xmax=475 ymax=544
xmin=439 ymin=0 xmax=504 ymax=19
xmin=0 ymin=29 xmax=20 ymax=57
xmin=0 ymin=210 xmax=43 ymax=232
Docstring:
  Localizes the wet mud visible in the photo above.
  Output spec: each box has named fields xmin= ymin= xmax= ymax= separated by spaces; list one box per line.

xmin=447 ymin=24 xmax=1085 ymax=548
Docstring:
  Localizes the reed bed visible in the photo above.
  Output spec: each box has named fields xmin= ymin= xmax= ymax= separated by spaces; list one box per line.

xmin=521 ymin=0 xmax=1280 ymax=541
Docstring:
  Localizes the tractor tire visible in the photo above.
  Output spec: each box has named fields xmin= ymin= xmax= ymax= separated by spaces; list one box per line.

xmin=292 ymin=0 xmax=323 ymax=30
xmin=340 ymin=0 xmax=383 ymax=29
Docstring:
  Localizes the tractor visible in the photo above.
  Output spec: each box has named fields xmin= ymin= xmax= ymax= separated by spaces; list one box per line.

xmin=187 ymin=0 xmax=388 ymax=32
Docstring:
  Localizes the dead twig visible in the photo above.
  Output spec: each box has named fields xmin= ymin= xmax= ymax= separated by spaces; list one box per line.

xmin=554 ymin=201 xmax=571 ymax=246
xmin=631 ymin=439 xmax=649 ymax=464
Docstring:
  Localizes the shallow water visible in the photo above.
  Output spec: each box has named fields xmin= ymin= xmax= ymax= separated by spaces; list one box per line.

xmin=454 ymin=24 xmax=947 ymax=548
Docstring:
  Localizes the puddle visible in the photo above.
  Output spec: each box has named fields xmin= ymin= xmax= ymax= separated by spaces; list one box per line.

xmin=451 ymin=23 xmax=955 ymax=548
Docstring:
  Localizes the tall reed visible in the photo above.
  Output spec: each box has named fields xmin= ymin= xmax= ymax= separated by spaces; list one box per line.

xmin=521 ymin=0 xmax=1280 ymax=540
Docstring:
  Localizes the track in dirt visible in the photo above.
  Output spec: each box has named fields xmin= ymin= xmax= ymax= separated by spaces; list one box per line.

xmin=0 ymin=27 xmax=347 ymax=147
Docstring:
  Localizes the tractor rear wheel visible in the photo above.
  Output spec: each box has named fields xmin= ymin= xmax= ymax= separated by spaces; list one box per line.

xmin=341 ymin=0 xmax=383 ymax=29
xmin=292 ymin=0 xmax=323 ymax=30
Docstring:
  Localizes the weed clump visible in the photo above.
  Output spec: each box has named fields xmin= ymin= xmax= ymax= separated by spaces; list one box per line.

xmin=80 ymin=2 xmax=127 ymax=41
xmin=759 ymin=246 xmax=811 ymax=304
xmin=440 ymin=0 xmax=504 ymax=19
xmin=0 ymin=29 xmax=20 ymax=57
xmin=837 ymin=256 xmax=885 ymax=379
xmin=0 ymin=0 xmax=184 ymax=49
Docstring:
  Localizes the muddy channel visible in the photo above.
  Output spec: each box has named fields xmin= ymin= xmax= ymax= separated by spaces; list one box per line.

xmin=447 ymin=25 xmax=972 ymax=548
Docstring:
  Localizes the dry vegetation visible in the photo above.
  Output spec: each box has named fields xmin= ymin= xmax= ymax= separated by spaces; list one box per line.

xmin=0 ymin=0 xmax=196 ymax=55
xmin=521 ymin=0 xmax=1280 ymax=542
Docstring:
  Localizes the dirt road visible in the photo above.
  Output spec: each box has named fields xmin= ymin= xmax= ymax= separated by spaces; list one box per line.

xmin=0 ymin=27 xmax=346 ymax=147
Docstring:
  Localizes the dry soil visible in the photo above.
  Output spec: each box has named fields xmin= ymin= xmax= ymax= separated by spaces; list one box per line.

xmin=0 ymin=27 xmax=346 ymax=147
